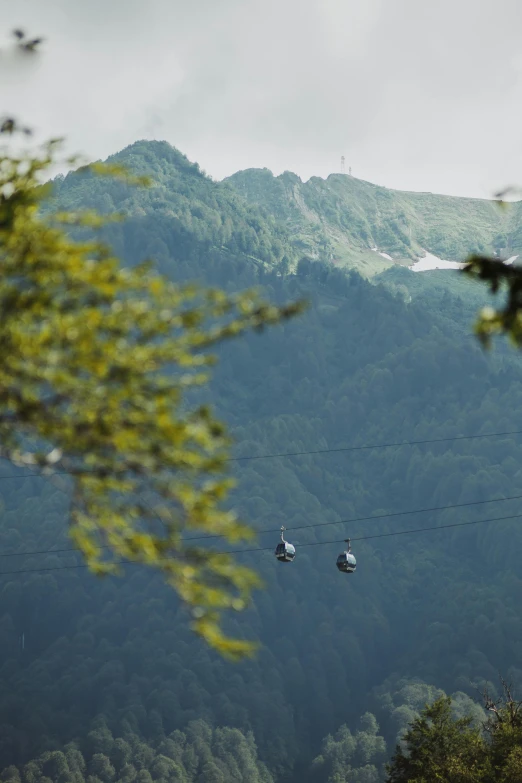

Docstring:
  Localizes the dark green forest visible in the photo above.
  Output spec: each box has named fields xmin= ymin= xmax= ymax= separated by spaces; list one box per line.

xmin=2 ymin=141 xmax=522 ymax=782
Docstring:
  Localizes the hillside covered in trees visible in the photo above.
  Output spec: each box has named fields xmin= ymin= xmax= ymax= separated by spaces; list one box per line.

xmin=2 ymin=141 xmax=522 ymax=782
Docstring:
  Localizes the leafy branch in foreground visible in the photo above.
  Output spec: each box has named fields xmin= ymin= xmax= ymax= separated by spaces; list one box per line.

xmin=0 ymin=137 xmax=305 ymax=658
xmin=462 ymin=187 xmax=522 ymax=348
xmin=462 ymin=255 xmax=522 ymax=347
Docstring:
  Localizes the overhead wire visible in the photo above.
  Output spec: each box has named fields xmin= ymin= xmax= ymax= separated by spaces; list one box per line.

xmin=0 ymin=427 xmax=519 ymax=482
xmin=0 ymin=427 xmax=521 ymax=569
xmin=0 ymin=283 xmax=518 ymax=576
xmin=0 ymin=508 xmax=519 ymax=578
xmin=228 ymin=428 xmax=522 ymax=463
xmin=221 ymin=510 xmax=522 ymax=555
xmin=4 ymin=490 xmax=522 ymax=560
xmin=187 ymin=491 xmax=522 ymax=541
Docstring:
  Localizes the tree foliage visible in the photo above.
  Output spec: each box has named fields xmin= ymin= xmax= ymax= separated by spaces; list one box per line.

xmin=0 ymin=131 xmax=304 ymax=658
xmin=386 ymin=685 xmax=522 ymax=783
xmin=310 ymin=713 xmax=386 ymax=783
xmin=386 ymin=697 xmax=488 ymax=783
xmin=0 ymin=721 xmax=273 ymax=783
xmin=463 ymin=254 xmax=522 ymax=346
xmin=482 ymin=679 xmax=522 ymax=783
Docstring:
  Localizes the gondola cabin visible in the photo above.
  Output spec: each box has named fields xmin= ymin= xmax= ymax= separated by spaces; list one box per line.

xmin=275 ymin=541 xmax=296 ymax=562
xmin=274 ymin=527 xmax=296 ymax=562
xmin=336 ymin=539 xmax=356 ymax=573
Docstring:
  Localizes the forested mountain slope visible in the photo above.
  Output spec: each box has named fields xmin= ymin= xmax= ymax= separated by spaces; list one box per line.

xmin=226 ymin=166 xmax=522 ymax=276
xmin=0 ymin=722 xmax=275 ymax=783
xmin=2 ymin=141 xmax=522 ymax=782
xmin=51 ymin=141 xmax=296 ymax=277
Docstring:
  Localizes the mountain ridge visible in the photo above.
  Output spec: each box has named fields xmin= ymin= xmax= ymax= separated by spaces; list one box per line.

xmin=53 ymin=140 xmax=522 ymax=280
xmin=226 ymin=164 xmax=522 ymax=276
xmin=52 ymin=140 xmax=297 ymax=279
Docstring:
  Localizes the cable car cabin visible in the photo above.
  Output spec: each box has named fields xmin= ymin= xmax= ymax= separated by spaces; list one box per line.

xmin=275 ymin=541 xmax=296 ymax=562
xmin=336 ymin=551 xmax=356 ymax=574
xmin=275 ymin=526 xmax=296 ymax=563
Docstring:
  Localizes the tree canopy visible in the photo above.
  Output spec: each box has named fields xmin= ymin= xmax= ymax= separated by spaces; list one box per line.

xmin=386 ymin=697 xmax=488 ymax=783
xmin=0 ymin=128 xmax=303 ymax=658
xmin=386 ymin=685 xmax=522 ymax=783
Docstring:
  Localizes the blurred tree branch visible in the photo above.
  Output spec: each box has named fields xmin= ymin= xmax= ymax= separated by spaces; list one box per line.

xmin=0 ymin=33 xmax=305 ymax=658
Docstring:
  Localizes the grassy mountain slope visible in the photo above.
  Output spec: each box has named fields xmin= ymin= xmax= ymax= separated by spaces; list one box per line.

xmin=226 ymin=167 xmax=522 ymax=276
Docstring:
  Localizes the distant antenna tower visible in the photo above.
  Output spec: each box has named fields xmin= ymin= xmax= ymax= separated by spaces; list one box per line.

xmin=341 ymin=156 xmax=345 ymax=174
xmin=349 ymin=166 xmax=352 ymax=176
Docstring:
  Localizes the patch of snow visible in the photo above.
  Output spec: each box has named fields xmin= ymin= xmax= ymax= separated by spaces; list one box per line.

xmin=409 ymin=251 xmax=464 ymax=272
xmin=411 ymin=251 xmax=520 ymax=272
xmin=371 ymin=247 xmax=393 ymax=261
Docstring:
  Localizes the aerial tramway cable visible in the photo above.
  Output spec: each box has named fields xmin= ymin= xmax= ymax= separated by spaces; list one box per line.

xmin=228 ymin=428 xmax=522 ymax=463
xmin=0 ymin=508 xmax=520 ymax=579
xmin=0 ymin=426 xmax=521 ymax=574
xmin=0 ymin=426 xmax=519 ymax=484
xmin=187 ymin=490 xmax=522 ymax=541
xmin=1 ymin=490 xmax=522 ymax=561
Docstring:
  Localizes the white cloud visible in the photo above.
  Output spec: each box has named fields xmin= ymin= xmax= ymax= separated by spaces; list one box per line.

xmin=1 ymin=0 xmax=522 ymax=197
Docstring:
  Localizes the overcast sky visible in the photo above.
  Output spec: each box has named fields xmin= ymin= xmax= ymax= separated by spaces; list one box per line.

xmin=2 ymin=0 xmax=522 ymax=198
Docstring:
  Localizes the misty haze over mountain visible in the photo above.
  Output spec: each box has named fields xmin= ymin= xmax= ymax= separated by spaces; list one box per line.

xmin=3 ymin=0 xmax=522 ymax=198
